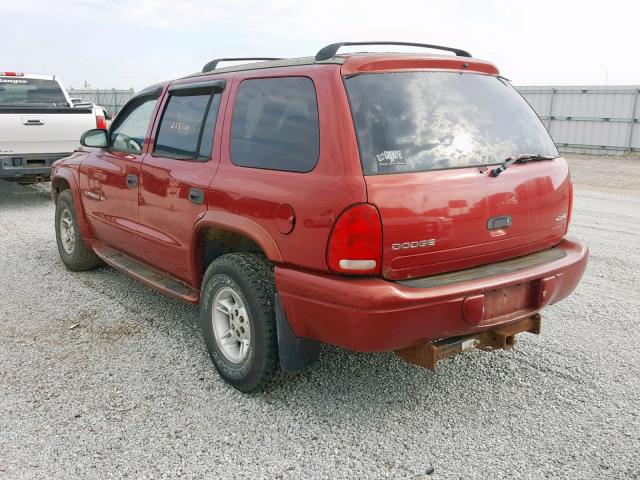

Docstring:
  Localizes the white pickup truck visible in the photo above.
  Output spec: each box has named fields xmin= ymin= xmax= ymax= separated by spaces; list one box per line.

xmin=0 ymin=72 xmax=106 ymax=184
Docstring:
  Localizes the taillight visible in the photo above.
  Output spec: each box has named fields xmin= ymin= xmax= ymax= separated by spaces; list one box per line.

xmin=327 ymin=203 xmax=382 ymax=275
xmin=96 ymin=114 xmax=107 ymax=130
xmin=566 ymin=178 xmax=574 ymax=234
xmin=0 ymin=72 xmax=23 ymax=77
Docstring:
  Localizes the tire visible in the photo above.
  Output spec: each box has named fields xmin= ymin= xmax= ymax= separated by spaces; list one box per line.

xmin=200 ymin=252 xmax=279 ymax=392
xmin=55 ymin=190 xmax=102 ymax=271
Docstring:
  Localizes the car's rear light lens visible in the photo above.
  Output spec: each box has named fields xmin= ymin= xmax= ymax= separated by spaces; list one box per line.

xmin=95 ymin=114 xmax=107 ymax=130
xmin=327 ymin=203 xmax=382 ymax=275
xmin=0 ymin=72 xmax=23 ymax=77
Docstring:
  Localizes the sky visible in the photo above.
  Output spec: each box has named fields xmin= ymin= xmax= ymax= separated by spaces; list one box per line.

xmin=1 ymin=0 xmax=639 ymax=91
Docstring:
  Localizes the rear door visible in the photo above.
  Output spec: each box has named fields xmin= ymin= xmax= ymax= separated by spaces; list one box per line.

xmin=79 ymin=91 xmax=160 ymax=253
xmin=137 ymin=79 xmax=226 ymax=282
xmin=345 ymin=71 xmax=570 ymax=280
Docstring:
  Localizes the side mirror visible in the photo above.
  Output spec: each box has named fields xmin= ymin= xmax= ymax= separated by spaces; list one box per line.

xmin=80 ymin=128 xmax=108 ymax=148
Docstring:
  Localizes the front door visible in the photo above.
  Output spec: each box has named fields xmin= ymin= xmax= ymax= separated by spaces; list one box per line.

xmin=79 ymin=93 xmax=160 ymax=254
xmin=137 ymin=80 xmax=226 ymax=282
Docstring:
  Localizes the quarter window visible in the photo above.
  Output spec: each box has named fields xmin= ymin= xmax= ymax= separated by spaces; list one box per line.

xmin=154 ymin=92 xmax=221 ymax=160
xmin=231 ymin=77 xmax=319 ymax=172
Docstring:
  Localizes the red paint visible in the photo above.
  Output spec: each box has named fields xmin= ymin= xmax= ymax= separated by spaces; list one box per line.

xmin=275 ymin=204 xmax=295 ymax=235
xmin=208 ymin=66 xmax=366 ymax=277
xmin=367 ymin=159 xmax=571 ymax=280
xmin=462 ymin=295 xmax=485 ymax=326
xmin=341 ymin=54 xmax=500 ymax=76
xmin=275 ymin=239 xmax=588 ymax=352
xmin=78 ymin=149 xmax=143 ymax=254
xmin=538 ymin=275 xmax=558 ymax=307
xmin=51 ymin=52 xmax=588 ymax=353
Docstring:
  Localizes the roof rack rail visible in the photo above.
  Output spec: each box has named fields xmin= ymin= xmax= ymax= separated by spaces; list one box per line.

xmin=202 ymin=57 xmax=283 ymax=73
xmin=314 ymin=41 xmax=472 ymax=61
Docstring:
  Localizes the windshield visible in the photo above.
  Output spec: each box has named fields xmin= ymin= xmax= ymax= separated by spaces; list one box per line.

xmin=0 ymin=78 xmax=69 ymax=107
xmin=345 ymin=72 xmax=558 ymax=175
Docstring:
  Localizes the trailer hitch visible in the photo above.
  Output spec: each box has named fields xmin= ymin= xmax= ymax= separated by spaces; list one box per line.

xmin=395 ymin=313 xmax=541 ymax=369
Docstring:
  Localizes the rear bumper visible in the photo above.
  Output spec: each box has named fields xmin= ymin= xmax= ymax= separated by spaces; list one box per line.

xmin=275 ymin=238 xmax=588 ymax=352
xmin=0 ymin=153 xmax=69 ymax=180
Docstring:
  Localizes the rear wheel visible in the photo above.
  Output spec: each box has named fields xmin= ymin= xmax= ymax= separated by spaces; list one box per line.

xmin=200 ymin=253 xmax=278 ymax=392
xmin=55 ymin=190 xmax=102 ymax=271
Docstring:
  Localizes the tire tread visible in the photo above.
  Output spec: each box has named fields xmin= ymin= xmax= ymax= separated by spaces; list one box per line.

xmin=55 ymin=190 xmax=102 ymax=271
xmin=201 ymin=252 xmax=278 ymax=392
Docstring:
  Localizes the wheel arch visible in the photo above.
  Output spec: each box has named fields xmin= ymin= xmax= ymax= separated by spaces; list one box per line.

xmin=51 ymin=169 xmax=93 ymax=240
xmin=51 ymin=176 xmax=71 ymax=201
xmin=191 ymin=212 xmax=283 ymax=288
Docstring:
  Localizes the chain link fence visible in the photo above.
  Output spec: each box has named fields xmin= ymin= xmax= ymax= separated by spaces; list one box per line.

xmin=67 ymin=88 xmax=136 ymax=118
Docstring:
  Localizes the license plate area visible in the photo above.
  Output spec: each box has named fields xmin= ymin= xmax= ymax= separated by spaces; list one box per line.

xmin=483 ymin=283 xmax=532 ymax=320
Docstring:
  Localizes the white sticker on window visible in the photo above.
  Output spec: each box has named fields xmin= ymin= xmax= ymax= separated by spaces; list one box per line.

xmin=376 ymin=150 xmax=405 ymax=166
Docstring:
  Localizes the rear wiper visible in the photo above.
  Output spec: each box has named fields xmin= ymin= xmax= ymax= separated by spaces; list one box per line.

xmin=489 ymin=154 xmax=557 ymax=177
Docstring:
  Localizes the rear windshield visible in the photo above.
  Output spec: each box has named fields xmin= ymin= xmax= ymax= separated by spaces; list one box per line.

xmin=345 ymin=72 xmax=558 ymax=175
xmin=0 ymin=78 xmax=68 ymax=107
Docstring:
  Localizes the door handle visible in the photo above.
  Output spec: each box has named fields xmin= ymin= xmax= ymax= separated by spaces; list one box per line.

xmin=487 ymin=215 xmax=512 ymax=230
xmin=126 ymin=174 xmax=138 ymax=188
xmin=189 ymin=188 xmax=204 ymax=205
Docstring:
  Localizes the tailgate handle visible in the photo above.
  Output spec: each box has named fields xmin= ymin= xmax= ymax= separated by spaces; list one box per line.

xmin=487 ymin=215 xmax=512 ymax=230
xmin=22 ymin=115 xmax=45 ymax=125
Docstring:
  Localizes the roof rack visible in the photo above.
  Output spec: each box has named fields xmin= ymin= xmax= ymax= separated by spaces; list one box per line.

xmin=202 ymin=57 xmax=283 ymax=73
xmin=315 ymin=41 xmax=472 ymax=61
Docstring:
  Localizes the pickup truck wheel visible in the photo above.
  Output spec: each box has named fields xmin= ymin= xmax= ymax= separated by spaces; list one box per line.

xmin=55 ymin=190 xmax=102 ymax=271
xmin=200 ymin=253 xmax=278 ymax=392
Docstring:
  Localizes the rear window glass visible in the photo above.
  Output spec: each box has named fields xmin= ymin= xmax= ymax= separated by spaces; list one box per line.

xmin=154 ymin=92 xmax=221 ymax=160
xmin=231 ymin=77 xmax=319 ymax=173
xmin=345 ymin=72 xmax=558 ymax=175
xmin=0 ymin=78 xmax=68 ymax=107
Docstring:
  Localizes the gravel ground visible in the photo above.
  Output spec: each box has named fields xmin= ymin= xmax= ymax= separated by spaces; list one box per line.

xmin=1 ymin=154 xmax=639 ymax=479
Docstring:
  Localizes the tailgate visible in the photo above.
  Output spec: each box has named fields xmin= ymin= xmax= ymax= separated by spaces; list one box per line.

xmin=345 ymin=70 xmax=571 ymax=280
xmin=344 ymin=70 xmax=569 ymax=281
xmin=0 ymin=108 xmax=94 ymax=154
xmin=366 ymin=159 xmax=570 ymax=280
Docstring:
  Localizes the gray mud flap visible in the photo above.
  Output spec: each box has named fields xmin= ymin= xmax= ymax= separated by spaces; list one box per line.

xmin=275 ymin=293 xmax=321 ymax=372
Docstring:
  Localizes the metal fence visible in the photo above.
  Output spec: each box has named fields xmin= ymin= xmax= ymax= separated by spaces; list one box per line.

xmin=517 ymin=85 xmax=640 ymax=155
xmin=67 ymin=88 xmax=136 ymax=117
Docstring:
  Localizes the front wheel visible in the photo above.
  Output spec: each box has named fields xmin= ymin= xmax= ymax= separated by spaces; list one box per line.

xmin=55 ymin=190 xmax=102 ymax=271
xmin=200 ymin=253 xmax=279 ymax=392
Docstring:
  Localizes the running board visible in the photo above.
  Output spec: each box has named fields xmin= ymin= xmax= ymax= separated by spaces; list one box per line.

xmin=92 ymin=243 xmax=199 ymax=304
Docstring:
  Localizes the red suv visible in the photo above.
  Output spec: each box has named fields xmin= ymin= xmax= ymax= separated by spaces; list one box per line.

xmin=51 ymin=42 xmax=588 ymax=391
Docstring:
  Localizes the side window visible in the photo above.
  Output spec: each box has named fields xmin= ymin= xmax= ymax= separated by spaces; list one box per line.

xmin=109 ymin=96 xmax=158 ymax=154
xmin=154 ymin=91 xmax=221 ymax=160
xmin=231 ymin=77 xmax=319 ymax=173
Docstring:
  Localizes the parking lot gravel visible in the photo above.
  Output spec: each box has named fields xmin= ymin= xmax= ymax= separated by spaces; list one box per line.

xmin=1 ymin=154 xmax=639 ymax=479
